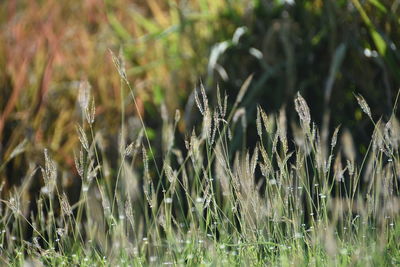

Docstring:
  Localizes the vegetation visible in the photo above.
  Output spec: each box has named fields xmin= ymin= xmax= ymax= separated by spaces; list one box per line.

xmin=1 ymin=0 xmax=400 ymax=266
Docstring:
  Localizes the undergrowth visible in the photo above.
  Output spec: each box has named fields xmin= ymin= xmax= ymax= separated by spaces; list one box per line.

xmin=0 ymin=54 xmax=399 ymax=266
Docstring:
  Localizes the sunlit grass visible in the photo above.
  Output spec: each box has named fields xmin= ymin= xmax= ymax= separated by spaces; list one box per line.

xmin=1 ymin=0 xmax=400 ymax=266
xmin=1 ymin=68 xmax=399 ymax=265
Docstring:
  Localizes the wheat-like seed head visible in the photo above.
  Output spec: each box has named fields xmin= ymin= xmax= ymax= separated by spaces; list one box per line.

xmin=294 ymin=92 xmax=311 ymax=132
xmin=124 ymin=142 xmax=134 ymax=157
xmin=384 ymin=117 xmax=400 ymax=151
xmin=194 ymin=87 xmax=204 ymax=115
xmin=372 ymin=120 xmax=384 ymax=152
xmin=76 ymin=124 xmax=89 ymax=152
xmin=164 ymin=164 xmax=176 ymax=184
xmin=278 ymin=108 xmax=288 ymax=154
xmin=295 ymin=149 xmax=305 ymax=171
xmin=110 ymin=49 xmax=128 ymax=83
xmin=346 ymin=159 xmax=354 ymax=176
xmin=85 ymin=98 xmax=96 ymax=125
xmin=73 ymin=148 xmax=84 ymax=178
xmin=355 ymin=93 xmax=372 ymax=120
xmin=211 ymin=110 xmax=219 ymax=145
xmin=200 ymin=82 xmax=208 ymax=109
xmin=60 ymin=193 xmax=72 ymax=217
xmin=142 ymin=146 xmax=150 ymax=182
xmin=41 ymin=149 xmax=57 ymax=196
xmin=202 ymin=108 xmax=212 ymax=140
xmin=331 ymin=125 xmax=341 ymax=150
xmin=78 ymin=80 xmax=91 ymax=111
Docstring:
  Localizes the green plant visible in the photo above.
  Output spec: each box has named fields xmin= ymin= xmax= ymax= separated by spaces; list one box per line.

xmin=1 ymin=71 xmax=399 ymax=265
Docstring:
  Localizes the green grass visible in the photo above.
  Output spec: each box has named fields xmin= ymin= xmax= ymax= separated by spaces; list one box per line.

xmin=1 ymin=65 xmax=399 ymax=266
xmin=1 ymin=1 xmax=400 ymax=265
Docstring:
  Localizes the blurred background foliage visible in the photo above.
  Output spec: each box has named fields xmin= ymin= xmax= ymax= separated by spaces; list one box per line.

xmin=0 ymin=0 xmax=399 ymax=195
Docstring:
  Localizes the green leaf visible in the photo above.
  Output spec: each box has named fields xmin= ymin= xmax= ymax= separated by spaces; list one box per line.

xmin=368 ymin=0 xmax=387 ymax=13
xmin=351 ymin=0 xmax=387 ymax=56
xmin=370 ymin=30 xmax=387 ymax=56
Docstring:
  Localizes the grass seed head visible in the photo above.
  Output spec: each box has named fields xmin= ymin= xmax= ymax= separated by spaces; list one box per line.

xmin=124 ymin=142 xmax=134 ymax=157
xmin=41 ymin=149 xmax=57 ymax=196
xmin=165 ymin=164 xmax=176 ymax=184
xmin=78 ymin=80 xmax=91 ymax=111
xmin=110 ymin=49 xmax=128 ymax=83
xmin=142 ymin=146 xmax=150 ymax=182
xmin=384 ymin=117 xmax=399 ymax=151
xmin=194 ymin=87 xmax=204 ymax=115
xmin=202 ymin=108 xmax=212 ymax=140
xmin=355 ymin=93 xmax=372 ymax=120
xmin=200 ymin=81 xmax=208 ymax=108
xmin=85 ymin=97 xmax=96 ymax=125
xmin=211 ymin=110 xmax=219 ymax=145
xmin=60 ymin=193 xmax=72 ymax=217
xmin=76 ymin=124 xmax=89 ymax=152
xmin=278 ymin=108 xmax=288 ymax=154
xmin=73 ymin=149 xmax=84 ymax=178
xmin=294 ymin=92 xmax=311 ymax=132
xmin=331 ymin=125 xmax=341 ymax=150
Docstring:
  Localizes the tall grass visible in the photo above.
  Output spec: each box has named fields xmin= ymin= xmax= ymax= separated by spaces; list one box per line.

xmin=1 ymin=1 xmax=400 ymax=265
xmin=1 ymin=66 xmax=399 ymax=265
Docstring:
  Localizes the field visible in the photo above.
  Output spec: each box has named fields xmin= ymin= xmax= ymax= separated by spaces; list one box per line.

xmin=1 ymin=0 xmax=400 ymax=266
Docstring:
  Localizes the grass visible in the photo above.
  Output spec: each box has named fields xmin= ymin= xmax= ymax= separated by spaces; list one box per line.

xmin=1 ymin=64 xmax=399 ymax=265
xmin=1 ymin=0 xmax=400 ymax=266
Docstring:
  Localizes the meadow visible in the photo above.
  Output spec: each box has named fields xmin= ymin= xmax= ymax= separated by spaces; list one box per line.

xmin=1 ymin=0 xmax=400 ymax=266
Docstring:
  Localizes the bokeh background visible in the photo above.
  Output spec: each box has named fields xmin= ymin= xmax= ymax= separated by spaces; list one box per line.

xmin=1 ymin=0 xmax=399 ymax=202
